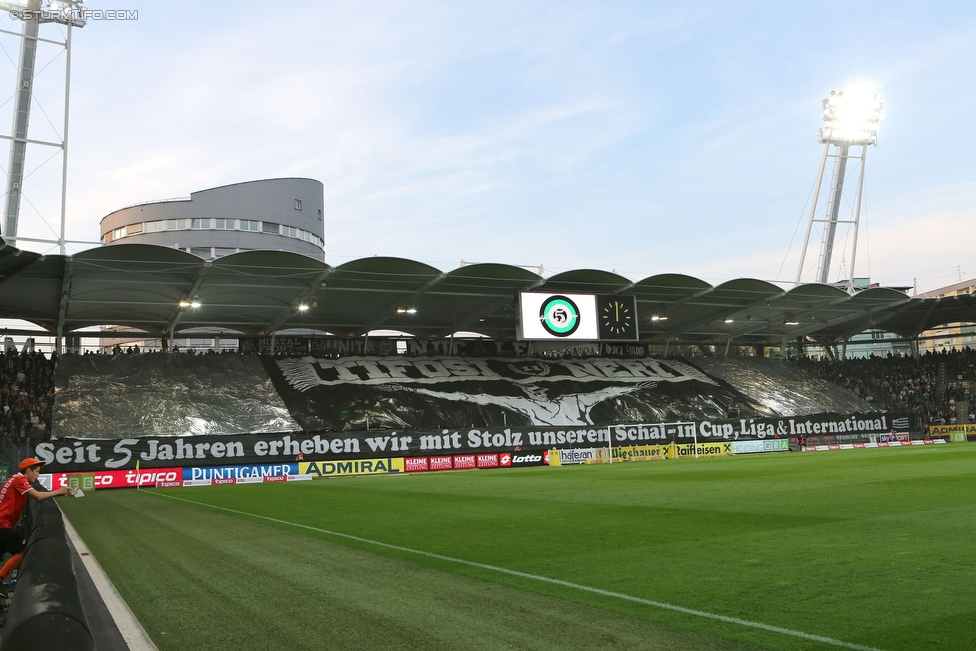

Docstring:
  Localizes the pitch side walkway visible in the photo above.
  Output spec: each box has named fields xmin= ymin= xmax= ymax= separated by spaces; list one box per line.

xmin=62 ymin=517 xmax=159 ymax=651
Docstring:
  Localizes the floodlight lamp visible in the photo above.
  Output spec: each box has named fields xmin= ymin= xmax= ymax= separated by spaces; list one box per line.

xmin=0 ymin=0 xmax=29 ymax=12
xmin=297 ymin=304 xmax=309 ymax=312
xmin=178 ymin=300 xmax=191 ymax=308
xmin=818 ymin=82 xmax=882 ymax=146
xmin=190 ymin=301 xmax=201 ymax=309
xmin=406 ymin=308 xmax=417 ymax=315
xmin=651 ymin=315 xmax=668 ymax=322
xmin=785 ymin=319 xmax=799 ymax=326
xmin=724 ymin=318 xmax=734 ymax=323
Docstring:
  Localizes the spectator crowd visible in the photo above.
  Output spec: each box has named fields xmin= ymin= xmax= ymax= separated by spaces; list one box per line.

xmin=0 ymin=350 xmax=56 ymax=448
xmin=792 ymin=347 xmax=976 ymax=428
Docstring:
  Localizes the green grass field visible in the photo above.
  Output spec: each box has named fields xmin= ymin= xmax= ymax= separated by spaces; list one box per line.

xmin=60 ymin=445 xmax=976 ymax=651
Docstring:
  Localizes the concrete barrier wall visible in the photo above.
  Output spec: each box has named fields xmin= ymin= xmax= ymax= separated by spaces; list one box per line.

xmin=0 ymin=499 xmax=92 ymax=651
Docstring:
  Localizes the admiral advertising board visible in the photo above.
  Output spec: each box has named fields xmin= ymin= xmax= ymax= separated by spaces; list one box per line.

xmin=927 ymin=423 xmax=975 ymax=442
xmin=298 ymin=458 xmax=403 ymax=477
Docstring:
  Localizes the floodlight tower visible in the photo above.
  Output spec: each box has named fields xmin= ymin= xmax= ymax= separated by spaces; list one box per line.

xmin=795 ymin=84 xmax=882 ymax=291
xmin=0 ymin=0 xmax=85 ymax=253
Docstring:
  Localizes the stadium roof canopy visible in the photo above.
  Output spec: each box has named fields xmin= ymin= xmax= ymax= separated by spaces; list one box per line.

xmin=1 ymin=240 xmax=973 ymax=346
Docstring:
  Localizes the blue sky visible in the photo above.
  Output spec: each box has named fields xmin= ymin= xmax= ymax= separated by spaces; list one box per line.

xmin=2 ymin=1 xmax=975 ymax=293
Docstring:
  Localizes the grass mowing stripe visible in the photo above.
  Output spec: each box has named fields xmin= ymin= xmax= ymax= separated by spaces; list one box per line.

xmin=146 ymin=489 xmax=885 ymax=651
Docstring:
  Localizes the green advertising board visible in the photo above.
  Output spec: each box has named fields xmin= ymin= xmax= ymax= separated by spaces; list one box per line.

xmin=67 ymin=473 xmax=95 ymax=491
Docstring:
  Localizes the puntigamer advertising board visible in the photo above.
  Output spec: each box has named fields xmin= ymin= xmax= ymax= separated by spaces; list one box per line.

xmin=36 ymin=411 xmax=912 ymax=473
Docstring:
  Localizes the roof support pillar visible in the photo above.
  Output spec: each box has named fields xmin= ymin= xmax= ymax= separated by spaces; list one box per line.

xmin=55 ymin=256 xmax=74 ymax=355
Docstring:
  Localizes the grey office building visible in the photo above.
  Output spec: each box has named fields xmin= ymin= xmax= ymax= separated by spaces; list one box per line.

xmin=100 ymin=178 xmax=325 ymax=261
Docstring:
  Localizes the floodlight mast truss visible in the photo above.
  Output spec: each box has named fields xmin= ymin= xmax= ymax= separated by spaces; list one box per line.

xmin=0 ymin=0 xmax=85 ymax=254
xmin=795 ymin=87 xmax=881 ymax=292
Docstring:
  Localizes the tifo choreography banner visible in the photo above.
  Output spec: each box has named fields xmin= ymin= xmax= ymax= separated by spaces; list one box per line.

xmin=239 ymin=336 xmax=654 ymax=359
xmin=36 ymin=411 xmax=912 ymax=472
xmin=261 ymin=355 xmax=744 ymax=431
xmin=272 ymin=355 xmax=714 ymax=388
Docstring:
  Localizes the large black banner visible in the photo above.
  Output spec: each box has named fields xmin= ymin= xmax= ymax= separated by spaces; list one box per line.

xmin=37 ymin=412 xmax=913 ymax=472
xmin=262 ymin=355 xmax=771 ymax=431
xmin=239 ymin=337 xmax=653 ymax=359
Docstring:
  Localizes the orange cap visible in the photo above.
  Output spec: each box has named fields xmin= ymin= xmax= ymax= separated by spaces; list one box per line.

xmin=18 ymin=458 xmax=46 ymax=472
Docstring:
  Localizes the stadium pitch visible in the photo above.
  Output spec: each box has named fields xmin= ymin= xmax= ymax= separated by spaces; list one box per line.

xmin=60 ymin=445 xmax=976 ymax=651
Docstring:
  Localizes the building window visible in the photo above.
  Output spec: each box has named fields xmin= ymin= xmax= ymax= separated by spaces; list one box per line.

xmin=241 ymin=220 xmax=259 ymax=231
xmin=282 ymin=225 xmax=298 ymax=237
xmin=262 ymin=221 xmax=280 ymax=234
xmin=191 ymin=218 xmax=211 ymax=229
xmin=112 ymin=226 xmax=127 ymax=239
xmin=145 ymin=220 xmax=165 ymax=233
xmin=215 ymin=218 xmax=236 ymax=229
xmin=127 ymin=222 xmax=143 ymax=235
xmin=294 ymin=199 xmax=302 ymax=211
xmin=167 ymin=219 xmax=187 ymax=230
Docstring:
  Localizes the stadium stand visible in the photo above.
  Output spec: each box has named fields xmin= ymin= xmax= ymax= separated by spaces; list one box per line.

xmin=0 ymin=350 xmax=56 ymax=465
xmin=50 ymin=349 xmax=876 ymax=439
xmin=790 ymin=348 xmax=975 ymax=427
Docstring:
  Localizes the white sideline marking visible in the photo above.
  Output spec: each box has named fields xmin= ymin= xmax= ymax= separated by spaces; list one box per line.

xmin=148 ymin=491 xmax=884 ymax=651
xmin=63 ymin=515 xmax=161 ymax=651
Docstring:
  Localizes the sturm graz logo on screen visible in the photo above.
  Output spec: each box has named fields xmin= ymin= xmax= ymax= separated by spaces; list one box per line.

xmin=539 ymin=295 xmax=580 ymax=337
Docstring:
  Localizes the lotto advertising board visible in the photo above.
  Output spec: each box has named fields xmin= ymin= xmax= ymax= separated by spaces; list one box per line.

xmin=403 ymin=451 xmax=550 ymax=472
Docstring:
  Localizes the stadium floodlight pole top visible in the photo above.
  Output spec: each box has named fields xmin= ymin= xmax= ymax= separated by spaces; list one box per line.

xmin=0 ymin=0 xmax=88 ymax=27
xmin=818 ymin=82 xmax=883 ymax=146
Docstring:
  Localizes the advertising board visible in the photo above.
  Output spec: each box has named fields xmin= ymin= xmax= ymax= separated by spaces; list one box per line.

xmin=42 ymin=467 xmax=183 ymax=490
xmin=555 ymin=448 xmax=598 ymax=465
xmin=299 ymin=458 xmax=403 ymax=477
xmin=404 ymin=457 xmax=429 ymax=472
xmin=732 ymin=440 xmax=790 ymax=454
xmin=476 ymin=454 xmax=499 ymax=468
xmin=183 ymin=463 xmax=299 ymax=481
xmin=672 ymin=442 xmax=733 ymax=458
xmin=430 ymin=456 xmax=453 ymax=470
